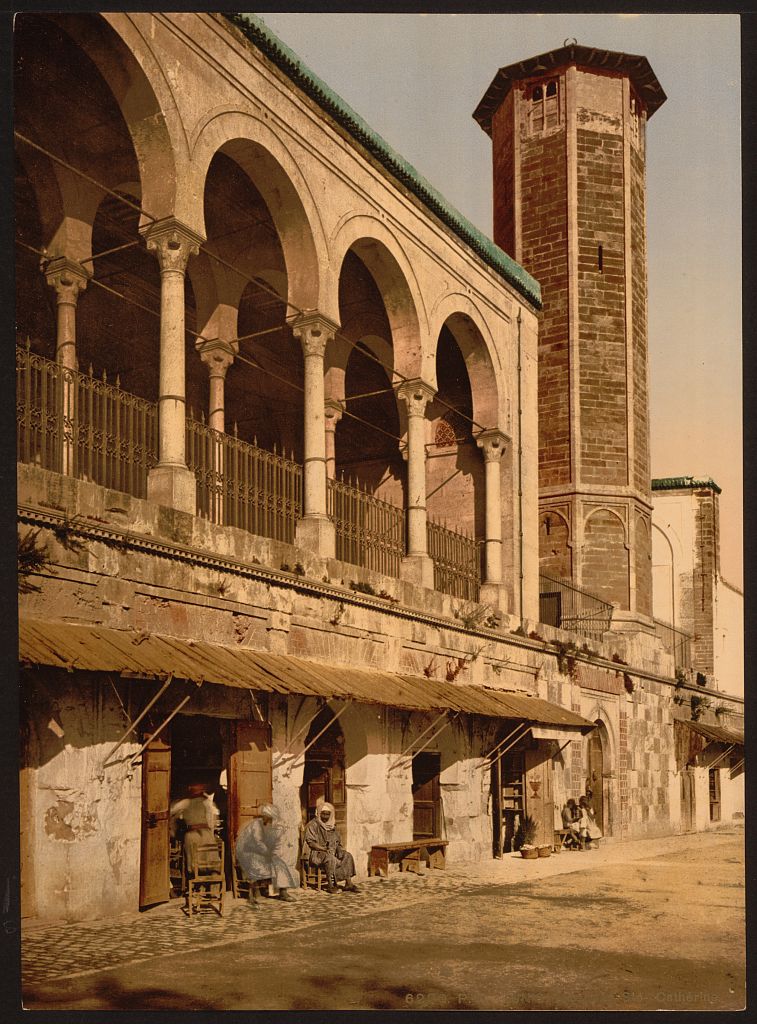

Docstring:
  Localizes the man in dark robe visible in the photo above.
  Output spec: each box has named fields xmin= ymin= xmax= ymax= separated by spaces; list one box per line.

xmin=303 ymin=802 xmax=359 ymax=894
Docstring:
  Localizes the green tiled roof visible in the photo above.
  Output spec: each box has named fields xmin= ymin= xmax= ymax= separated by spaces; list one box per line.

xmin=223 ymin=13 xmax=541 ymax=309
xmin=652 ymin=476 xmax=722 ymax=495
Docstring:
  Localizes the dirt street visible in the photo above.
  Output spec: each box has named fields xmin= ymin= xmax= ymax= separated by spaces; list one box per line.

xmin=23 ymin=830 xmax=744 ymax=1011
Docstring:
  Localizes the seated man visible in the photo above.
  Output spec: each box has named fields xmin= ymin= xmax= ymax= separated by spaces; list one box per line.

xmin=578 ymin=794 xmax=603 ymax=847
xmin=236 ymin=803 xmax=298 ymax=906
xmin=303 ymin=802 xmax=360 ymax=894
xmin=560 ymin=798 xmax=584 ymax=848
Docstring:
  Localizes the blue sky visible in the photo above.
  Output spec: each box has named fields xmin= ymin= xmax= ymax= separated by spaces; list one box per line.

xmin=257 ymin=12 xmax=742 ymax=585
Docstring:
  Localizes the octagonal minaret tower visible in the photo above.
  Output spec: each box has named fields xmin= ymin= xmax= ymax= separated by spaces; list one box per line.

xmin=475 ymin=43 xmax=666 ymax=627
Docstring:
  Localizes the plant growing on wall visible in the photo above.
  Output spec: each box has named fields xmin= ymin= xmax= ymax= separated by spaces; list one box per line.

xmin=690 ymin=695 xmax=712 ymax=721
xmin=18 ymin=529 xmax=52 ymax=593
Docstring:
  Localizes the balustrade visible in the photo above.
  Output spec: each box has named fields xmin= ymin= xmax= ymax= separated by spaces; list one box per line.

xmin=17 ymin=344 xmax=483 ymax=597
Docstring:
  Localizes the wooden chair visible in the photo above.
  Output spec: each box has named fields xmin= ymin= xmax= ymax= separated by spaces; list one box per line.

xmin=186 ymin=839 xmax=225 ymax=917
xmin=299 ymin=825 xmax=328 ymax=890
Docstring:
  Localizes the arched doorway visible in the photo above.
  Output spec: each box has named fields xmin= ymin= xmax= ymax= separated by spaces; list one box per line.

xmin=586 ymin=723 xmax=606 ymax=834
xmin=300 ymin=707 xmax=346 ymax=832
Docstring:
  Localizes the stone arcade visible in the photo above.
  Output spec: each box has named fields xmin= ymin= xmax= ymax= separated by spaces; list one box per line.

xmin=15 ymin=13 xmax=743 ymax=923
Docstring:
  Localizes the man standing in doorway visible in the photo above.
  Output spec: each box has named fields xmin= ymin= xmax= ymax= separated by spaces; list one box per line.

xmin=303 ymin=802 xmax=359 ymax=894
xmin=170 ymin=782 xmax=220 ymax=876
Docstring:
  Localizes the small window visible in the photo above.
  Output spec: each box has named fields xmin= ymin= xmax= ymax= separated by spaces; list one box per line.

xmin=530 ymin=78 xmax=559 ymax=135
xmin=629 ymin=93 xmax=641 ymax=147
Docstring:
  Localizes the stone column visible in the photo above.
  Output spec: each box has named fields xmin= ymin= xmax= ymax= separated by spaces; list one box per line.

xmin=289 ymin=311 xmax=338 ymax=558
xmin=324 ymin=398 xmax=345 ymax=480
xmin=44 ymin=257 xmax=90 ymax=476
xmin=197 ymin=340 xmax=235 ymax=434
xmin=476 ymin=428 xmax=509 ymax=609
xmin=396 ymin=379 xmax=436 ymax=588
xmin=197 ymin=340 xmax=235 ymax=525
xmin=141 ymin=218 xmax=203 ymax=514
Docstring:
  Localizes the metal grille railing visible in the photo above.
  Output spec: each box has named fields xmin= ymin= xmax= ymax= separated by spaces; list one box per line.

xmin=328 ymin=475 xmax=405 ymax=578
xmin=539 ymin=573 xmax=613 ymax=642
xmin=653 ymin=618 xmax=693 ymax=670
xmin=17 ymin=343 xmax=158 ymax=496
xmin=186 ymin=417 xmax=302 ymax=544
xmin=427 ymin=517 xmax=482 ymax=601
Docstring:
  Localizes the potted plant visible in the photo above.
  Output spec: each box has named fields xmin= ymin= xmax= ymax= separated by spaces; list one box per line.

xmin=516 ymin=814 xmax=539 ymax=859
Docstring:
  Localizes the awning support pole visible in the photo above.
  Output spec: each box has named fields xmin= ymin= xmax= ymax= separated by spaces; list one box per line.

xmin=480 ymin=723 xmax=531 ymax=771
xmin=477 ymin=721 xmax=527 ymax=768
xmin=730 ymin=757 xmax=744 ymax=776
xmin=282 ymin=702 xmax=352 ymax=775
xmin=272 ymin=700 xmax=332 ymax=769
xmin=390 ymin=714 xmax=458 ymax=773
xmin=128 ymin=690 xmax=197 ymax=765
xmin=707 ymin=743 xmax=736 ymax=770
xmin=101 ymin=675 xmax=174 ymax=768
xmin=388 ymin=710 xmax=451 ymax=773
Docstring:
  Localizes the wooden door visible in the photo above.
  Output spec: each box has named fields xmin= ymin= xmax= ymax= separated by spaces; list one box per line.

xmin=586 ymin=729 xmax=605 ymax=833
xmin=680 ymin=768 xmax=695 ymax=832
xmin=412 ymin=752 xmax=441 ymax=839
xmin=301 ymin=713 xmax=347 ymax=832
xmin=228 ymin=720 xmax=272 ymax=848
xmin=524 ymin=746 xmax=553 ymax=847
xmin=139 ymin=735 xmax=171 ymax=908
xmin=709 ymin=768 xmax=721 ymax=822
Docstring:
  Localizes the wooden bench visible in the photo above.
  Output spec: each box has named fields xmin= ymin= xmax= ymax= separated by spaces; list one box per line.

xmin=369 ymin=839 xmax=449 ymax=877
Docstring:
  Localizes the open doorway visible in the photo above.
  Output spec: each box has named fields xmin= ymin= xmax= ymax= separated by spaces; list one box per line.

xmin=492 ymin=746 xmax=525 ymax=856
xmin=169 ymin=715 xmax=228 ymax=898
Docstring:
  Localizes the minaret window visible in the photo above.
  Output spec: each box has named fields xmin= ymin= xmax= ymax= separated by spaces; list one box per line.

xmin=629 ymin=94 xmax=640 ymax=147
xmin=530 ymin=79 xmax=559 ymax=135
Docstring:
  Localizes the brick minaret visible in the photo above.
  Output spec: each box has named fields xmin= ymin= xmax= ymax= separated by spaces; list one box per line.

xmin=474 ymin=43 xmax=666 ymax=626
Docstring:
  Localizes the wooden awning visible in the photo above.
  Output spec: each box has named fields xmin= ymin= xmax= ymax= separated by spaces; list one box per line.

xmin=674 ymin=718 xmax=744 ymax=770
xmin=18 ymin=617 xmax=595 ymax=730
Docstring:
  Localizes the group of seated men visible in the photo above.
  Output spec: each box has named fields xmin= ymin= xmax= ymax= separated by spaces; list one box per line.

xmin=171 ymin=784 xmax=359 ymax=905
xmin=561 ymin=795 xmax=603 ymax=849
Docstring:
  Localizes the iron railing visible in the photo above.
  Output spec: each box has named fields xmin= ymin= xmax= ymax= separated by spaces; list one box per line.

xmin=18 ymin=345 xmax=484 ymax=596
xmin=427 ymin=517 xmax=482 ymax=601
xmin=328 ymin=475 xmax=405 ymax=578
xmin=539 ymin=573 xmax=613 ymax=642
xmin=186 ymin=417 xmax=302 ymax=544
xmin=17 ymin=343 xmax=157 ymax=496
xmin=653 ymin=618 xmax=693 ymax=670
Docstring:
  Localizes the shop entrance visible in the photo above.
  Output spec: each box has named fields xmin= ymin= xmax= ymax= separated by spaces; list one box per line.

xmin=492 ymin=746 xmax=525 ymax=856
xmin=300 ymin=707 xmax=346 ymax=832
xmin=139 ymin=711 xmax=272 ymax=910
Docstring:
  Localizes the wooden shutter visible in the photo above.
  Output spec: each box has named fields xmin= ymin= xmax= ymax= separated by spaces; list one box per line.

xmin=228 ymin=720 xmax=272 ymax=846
xmin=139 ymin=735 xmax=171 ymax=908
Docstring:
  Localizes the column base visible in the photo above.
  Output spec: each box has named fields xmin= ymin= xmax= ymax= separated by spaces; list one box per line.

xmin=479 ymin=582 xmax=509 ymax=615
xmin=146 ymin=464 xmax=196 ymax=515
xmin=400 ymin=553 xmax=435 ymax=589
xmin=295 ymin=515 xmax=335 ymax=559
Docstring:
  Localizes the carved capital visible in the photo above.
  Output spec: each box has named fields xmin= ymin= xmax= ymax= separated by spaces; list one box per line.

xmin=44 ymin=257 xmax=90 ymax=304
xmin=287 ymin=311 xmax=339 ymax=359
xmin=476 ymin=428 xmax=510 ymax=463
xmin=395 ymin=379 xmax=436 ymax=418
xmin=324 ymin=397 xmax=345 ymax=426
xmin=141 ymin=218 xmax=203 ymax=274
xmin=197 ymin=339 xmax=236 ymax=378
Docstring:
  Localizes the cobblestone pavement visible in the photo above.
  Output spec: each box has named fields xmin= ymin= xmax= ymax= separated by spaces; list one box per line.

xmin=21 ymin=828 xmax=743 ymax=989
